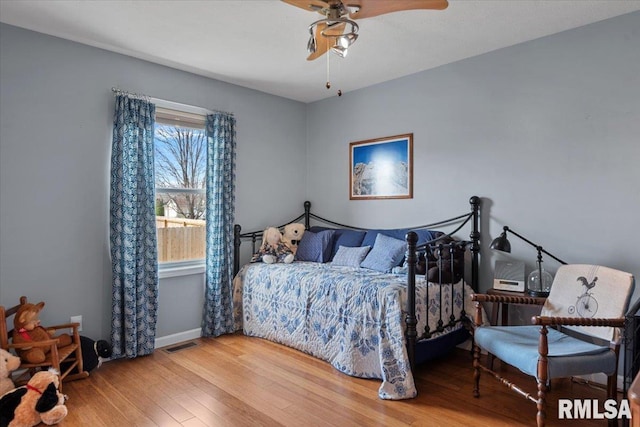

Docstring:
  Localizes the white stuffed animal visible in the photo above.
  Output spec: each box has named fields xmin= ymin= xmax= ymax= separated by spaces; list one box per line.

xmin=0 ymin=348 xmax=21 ymax=396
xmin=251 ymin=227 xmax=294 ymax=264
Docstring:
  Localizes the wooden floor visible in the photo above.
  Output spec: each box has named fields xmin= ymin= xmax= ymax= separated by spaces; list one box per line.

xmin=58 ymin=333 xmax=614 ymax=426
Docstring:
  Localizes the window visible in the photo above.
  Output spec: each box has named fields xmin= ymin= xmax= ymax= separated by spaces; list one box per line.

xmin=154 ymin=106 xmax=207 ymax=265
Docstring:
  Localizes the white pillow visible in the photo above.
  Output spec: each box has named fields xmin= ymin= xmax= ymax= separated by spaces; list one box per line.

xmin=331 ymin=245 xmax=371 ymax=268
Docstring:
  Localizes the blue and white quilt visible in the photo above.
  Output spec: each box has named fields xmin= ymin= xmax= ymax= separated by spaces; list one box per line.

xmin=232 ymin=261 xmax=477 ymax=400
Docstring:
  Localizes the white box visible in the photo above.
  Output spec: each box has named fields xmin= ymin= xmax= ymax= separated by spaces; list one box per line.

xmin=493 ymin=261 xmax=525 ymax=292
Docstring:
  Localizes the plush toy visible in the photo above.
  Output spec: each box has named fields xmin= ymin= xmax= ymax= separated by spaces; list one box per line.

xmin=415 ymin=251 xmax=427 ymax=276
xmin=12 ymin=301 xmax=73 ymax=364
xmin=427 ymin=237 xmax=465 ymax=284
xmin=281 ymin=223 xmax=306 ymax=256
xmin=80 ymin=337 xmax=112 ymax=372
xmin=61 ymin=337 xmax=112 ymax=374
xmin=250 ymin=227 xmax=294 ymax=264
xmin=0 ymin=368 xmax=68 ymax=427
xmin=0 ymin=348 xmax=21 ymax=396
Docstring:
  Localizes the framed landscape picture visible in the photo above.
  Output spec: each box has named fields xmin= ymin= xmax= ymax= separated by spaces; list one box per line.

xmin=349 ymin=133 xmax=413 ymax=200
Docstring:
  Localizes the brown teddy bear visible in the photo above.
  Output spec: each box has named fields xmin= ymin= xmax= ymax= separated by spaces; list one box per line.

xmin=281 ymin=223 xmax=305 ymax=256
xmin=426 ymin=237 xmax=465 ymax=284
xmin=0 ymin=368 xmax=68 ymax=427
xmin=12 ymin=301 xmax=72 ymax=364
xmin=1 ymin=348 xmax=21 ymax=395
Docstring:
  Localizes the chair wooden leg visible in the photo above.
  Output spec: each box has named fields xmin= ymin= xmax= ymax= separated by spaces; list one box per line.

xmin=607 ymin=374 xmax=618 ymax=427
xmin=536 ymin=379 xmax=548 ymax=427
xmin=536 ymin=326 xmax=549 ymax=427
xmin=472 ymin=342 xmax=481 ymax=397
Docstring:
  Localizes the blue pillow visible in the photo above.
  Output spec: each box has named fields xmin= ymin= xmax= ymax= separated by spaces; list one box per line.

xmin=295 ymin=230 xmax=336 ymax=262
xmin=309 ymin=227 xmax=367 ymax=260
xmin=330 ymin=229 xmax=366 ymax=260
xmin=361 ymin=228 xmax=441 ymax=248
xmin=331 ymin=245 xmax=371 ymax=268
xmin=360 ymin=233 xmax=407 ymax=273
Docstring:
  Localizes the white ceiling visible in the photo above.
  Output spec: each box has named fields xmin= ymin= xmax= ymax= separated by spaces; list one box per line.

xmin=1 ymin=1 xmax=639 ymax=103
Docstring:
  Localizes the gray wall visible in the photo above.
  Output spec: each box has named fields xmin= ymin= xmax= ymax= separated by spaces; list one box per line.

xmin=1 ymin=11 xmax=639 ymax=344
xmin=306 ymin=11 xmax=640 ymax=307
xmin=0 ymin=23 xmax=307 ymax=340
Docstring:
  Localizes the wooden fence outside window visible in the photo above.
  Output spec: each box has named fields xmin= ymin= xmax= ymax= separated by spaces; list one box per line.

xmin=156 ymin=216 xmax=205 ymax=262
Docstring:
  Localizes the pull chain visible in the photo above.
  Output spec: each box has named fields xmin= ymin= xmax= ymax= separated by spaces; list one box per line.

xmin=326 ymin=49 xmax=331 ymax=89
xmin=325 ymin=50 xmax=342 ymax=96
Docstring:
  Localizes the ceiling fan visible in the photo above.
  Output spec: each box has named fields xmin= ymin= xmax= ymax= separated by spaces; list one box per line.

xmin=282 ymin=0 xmax=449 ymax=60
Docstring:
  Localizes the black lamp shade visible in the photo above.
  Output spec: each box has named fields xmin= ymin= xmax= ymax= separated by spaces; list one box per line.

xmin=490 ymin=232 xmax=511 ymax=253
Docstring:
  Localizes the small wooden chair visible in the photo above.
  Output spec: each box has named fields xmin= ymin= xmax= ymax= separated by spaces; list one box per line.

xmin=472 ymin=264 xmax=635 ymax=427
xmin=0 ymin=296 xmax=89 ymax=390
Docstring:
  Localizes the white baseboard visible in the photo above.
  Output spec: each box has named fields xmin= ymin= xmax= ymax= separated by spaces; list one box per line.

xmin=154 ymin=328 xmax=202 ymax=349
xmin=575 ymin=373 xmax=626 ymax=391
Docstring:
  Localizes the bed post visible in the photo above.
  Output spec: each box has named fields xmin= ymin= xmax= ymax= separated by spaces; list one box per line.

xmin=469 ymin=196 xmax=481 ymax=292
xmin=304 ymin=201 xmax=311 ymax=230
xmin=405 ymin=231 xmax=418 ymax=372
xmin=233 ymin=224 xmax=242 ymax=276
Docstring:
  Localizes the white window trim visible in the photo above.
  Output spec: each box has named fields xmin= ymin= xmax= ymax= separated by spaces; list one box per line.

xmin=158 ymin=260 xmax=205 ymax=279
xmin=157 ymin=188 xmax=205 ymax=195
xmin=151 ymin=97 xmax=212 ymax=117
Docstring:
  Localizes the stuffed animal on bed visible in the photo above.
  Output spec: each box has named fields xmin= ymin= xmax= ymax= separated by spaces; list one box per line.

xmin=281 ymin=223 xmax=305 ymax=256
xmin=427 ymin=236 xmax=465 ymax=284
xmin=12 ymin=301 xmax=73 ymax=365
xmin=250 ymin=227 xmax=294 ymax=264
xmin=0 ymin=368 xmax=68 ymax=427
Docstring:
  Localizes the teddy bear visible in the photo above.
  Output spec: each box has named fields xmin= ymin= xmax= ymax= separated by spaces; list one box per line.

xmin=1 ymin=348 xmax=21 ymax=396
xmin=0 ymin=368 xmax=68 ymax=427
xmin=12 ymin=301 xmax=73 ymax=365
xmin=426 ymin=236 xmax=465 ymax=284
xmin=281 ymin=223 xmax=305 ymax=256
xmin=250 ymin=227 xmax=294 ymax=264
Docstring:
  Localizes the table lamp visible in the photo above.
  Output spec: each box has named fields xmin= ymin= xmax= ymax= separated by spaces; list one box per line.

xmin=490 ymin=226 xmax=567 ymax=297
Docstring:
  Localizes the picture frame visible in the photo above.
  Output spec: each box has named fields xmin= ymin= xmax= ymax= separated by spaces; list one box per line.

xmin=349 ymin=133 xmax=413 ymax=200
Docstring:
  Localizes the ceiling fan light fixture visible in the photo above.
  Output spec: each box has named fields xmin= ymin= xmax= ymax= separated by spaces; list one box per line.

xmin=307 ymin=35 xmax=317 ymax=54
xmin=340 ymin=32 xmax=358 ymax=48
xmin=308 ymin=17 xmax=359 ymax=58
xmin=331 ymin=45 xmax=348 ymax=57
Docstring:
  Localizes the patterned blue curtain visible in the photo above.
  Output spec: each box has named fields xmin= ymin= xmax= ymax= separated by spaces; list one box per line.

xmin=202 ymin=112 xmax=236 ymax=337
xmin=109 ymin=94 xmax=158 ymax=358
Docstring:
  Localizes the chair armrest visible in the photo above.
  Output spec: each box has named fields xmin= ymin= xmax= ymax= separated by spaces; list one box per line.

xmin=47 ymin=322 xmax=80 ymax=330
xmin=472 ymin=294 xmax=546 ymax=306
xmin=8 ymin=338 xmax=60 ymax=349
xmin=532 ymin=316 xmax=625 ymax=328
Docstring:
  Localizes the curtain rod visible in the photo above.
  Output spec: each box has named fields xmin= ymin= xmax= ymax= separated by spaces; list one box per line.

xmin=111 ymin=87 xmax=233 ymax=117
xmin=111 ymin=87 xmax=150 ymax=101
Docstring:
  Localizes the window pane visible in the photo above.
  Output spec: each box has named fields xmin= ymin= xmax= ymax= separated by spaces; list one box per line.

xmin=156 ymin=191 xmax=206 ymax=263
xmin=154 ymin=122 xmax=206 ymax=263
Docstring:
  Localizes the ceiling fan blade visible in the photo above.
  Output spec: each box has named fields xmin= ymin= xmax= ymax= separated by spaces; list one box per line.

xmin=347 ymin=0 xmax=448 ymax=20
xmin=307 ymin=22 xmax=346 ymax=61
xmin=281 ymin=0 xmax=330 ymax=13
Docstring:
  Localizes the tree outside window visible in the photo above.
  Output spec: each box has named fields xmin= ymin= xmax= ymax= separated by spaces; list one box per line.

xmin=154 ymin=119 xmax=207 ymax=263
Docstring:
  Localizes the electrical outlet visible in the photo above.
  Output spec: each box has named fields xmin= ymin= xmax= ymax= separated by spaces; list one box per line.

xmin=70 ymin=315 xmax=83 ymax=332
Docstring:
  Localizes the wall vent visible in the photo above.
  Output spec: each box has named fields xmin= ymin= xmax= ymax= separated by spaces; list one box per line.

xmin=163 ymin=341 xmax=198 ymax=354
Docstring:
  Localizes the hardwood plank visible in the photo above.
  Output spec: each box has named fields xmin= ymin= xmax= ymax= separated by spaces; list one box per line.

xmin=60 ymin=334 xmax=615 ymax=426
